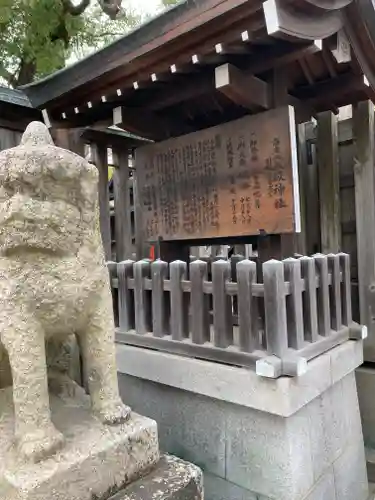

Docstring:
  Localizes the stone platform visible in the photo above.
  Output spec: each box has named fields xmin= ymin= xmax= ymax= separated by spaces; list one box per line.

xmin=0 ymin=387 xmax=160 ymax=500
xmin=117 ymin=339 xmax=368 ymax=500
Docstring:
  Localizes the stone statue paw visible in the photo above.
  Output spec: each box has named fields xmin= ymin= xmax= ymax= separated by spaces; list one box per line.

xmin=18 ymin=425 xmax=65 ymax=463
xmin=95 ymin=400 xmax=131 ymax=425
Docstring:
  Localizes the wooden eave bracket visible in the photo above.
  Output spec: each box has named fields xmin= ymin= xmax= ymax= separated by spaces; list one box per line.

xmin=113 ymin=106 xmax=193 ymax=141
xmin=215 ymin=63 xmax=270 ymax=110
xmin=263 ymin=0 xmax=344 ymax=41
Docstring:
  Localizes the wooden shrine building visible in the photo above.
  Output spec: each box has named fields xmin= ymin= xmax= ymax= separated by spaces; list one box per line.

xmin=10 ymin=0 xmax=375 ymax=362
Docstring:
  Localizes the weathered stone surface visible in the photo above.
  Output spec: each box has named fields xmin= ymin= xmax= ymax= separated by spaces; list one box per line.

xmin=0 ymin=122 xmax=130 ymax=462
xmin=357 ymin=367 xmax=375 ymax=449
xmin=118 ymin=368 xmax=368 ymax=500
xmin=118 ymin=372 xmax=226 ymax=478
xmin=203 ymin=472 xmax=271 ymax=500
xmin=109 ymin=455 xmax=203 ymax=500
xmin=0 ymin=387 xmax=160 ymax=500
xmin=333 ymin=438 xmax=368 ymax=500
xmin=116 ymin=340 xmax=363 ymax=417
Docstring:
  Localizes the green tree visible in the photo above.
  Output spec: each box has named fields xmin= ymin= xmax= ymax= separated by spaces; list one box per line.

xmin=0 ymin=0 xmax=139 ymax=87
xmin=162 ymin=0 xmax=180 ymax=6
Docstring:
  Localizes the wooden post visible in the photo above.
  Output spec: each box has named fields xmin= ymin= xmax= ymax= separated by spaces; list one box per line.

xmin=190 ymin=260 xmax=210 ymax=344
xmin=170 ymin=261 xmax=189 ymax=340
xmin=317 ymin=111 xmax=341 ymax=253
xmin=303 ymin=122 xmax=320 ymax=255
xmin=134 ymin=260 xmax=152 ymax=334
xmin=113 ymin=148 xmax=133 ymax=260
xmin=328 ymin=254 xmax=342 ymax=331
xmin=296 ymin=123 xmax=308 ymax=255
xmin=300 ymin=256 xmax=319 ymax=342
xmin=313 ymin=254 xmax=330 ymax=336
xmin=237 ymin=260 xmax=258 ymax=352
xmin=212 ymin=260 xmax=233 ymax=348
xmin=92 ymin=143 xmax=112 ymax=261
xmin=283 ymin=258 xmax=304 ymax=349
xmin=151 ymin=260 xmax=170 ymax=337
xmin=353 ymin=101 xmax=375 ymax=359
xmin=339 ymin=253 xmax=352 ymax=327
xmin=263 ymin=259 xmax=288 ymax=356
xmin=133 ymin=154 xmax=147 ymax=260
xmin=117 ymin=260 xmax=135 ymax=331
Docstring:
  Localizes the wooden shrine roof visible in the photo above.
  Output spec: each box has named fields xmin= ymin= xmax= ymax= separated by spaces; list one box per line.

xmin=20 ymin=0 xmax=375 ymax=141
xmin=0 ymin=87 xmax=41 ymax=131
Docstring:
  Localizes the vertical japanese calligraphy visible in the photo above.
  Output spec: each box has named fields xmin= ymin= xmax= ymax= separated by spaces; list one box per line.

xmin=136 ymin=106 xmax=300 ymax=240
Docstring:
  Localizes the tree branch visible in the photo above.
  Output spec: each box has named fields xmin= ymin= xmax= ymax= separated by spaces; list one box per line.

xmin=98 ymin=0 xmax=122 ymax=19
xmin=16 ymin=58 xmax=37 ymax=86
xmin=61 ymin=0 xmax=91 ymax=16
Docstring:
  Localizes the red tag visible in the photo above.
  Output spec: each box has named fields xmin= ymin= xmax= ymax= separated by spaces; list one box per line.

xmin=149 ymin=245 xmax=155 ymax=261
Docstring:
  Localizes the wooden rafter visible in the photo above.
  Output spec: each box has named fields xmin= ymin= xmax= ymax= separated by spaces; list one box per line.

xmin=248 ymin=40 xmax=322 ymax=74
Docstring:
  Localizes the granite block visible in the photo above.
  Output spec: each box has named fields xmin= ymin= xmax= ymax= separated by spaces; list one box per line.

xmin=304 ymin=470 xmax=335 ymax=500
xmin=118 ymin=374 xmax=226 ymax=478
xmin=333 ymin=438 xmax=369 ymax=500
xmin=225 ymin=404 xmax=313 ymax=500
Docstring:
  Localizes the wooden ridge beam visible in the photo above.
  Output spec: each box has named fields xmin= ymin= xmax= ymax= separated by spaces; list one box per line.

xmin=215 ymin=63 xmax=270 ymax=110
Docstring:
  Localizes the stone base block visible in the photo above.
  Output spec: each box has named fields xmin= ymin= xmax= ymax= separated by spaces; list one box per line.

xmin=109 ymin=455 xmax=203 ymax=500
xmin=117 ymin=341 xmax=368 ymax=500
xmin=356 ymin=366 xmax=375 ymax=483
xmin=0 ymin=387 xmax=159 ymax=500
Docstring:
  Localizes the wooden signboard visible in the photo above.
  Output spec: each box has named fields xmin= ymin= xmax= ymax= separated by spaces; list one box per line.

xmin=136 ymin=106 xmax=300 ymax=241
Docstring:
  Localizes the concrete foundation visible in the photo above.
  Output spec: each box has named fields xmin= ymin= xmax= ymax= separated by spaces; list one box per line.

xmin=117 ymin=340 xmax=368 ymax=500
xmin=356 ymin=366 xmax=375 ymax=484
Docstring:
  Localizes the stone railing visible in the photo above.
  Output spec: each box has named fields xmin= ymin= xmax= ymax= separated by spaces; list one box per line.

xmin=109 ymin=253 xmax=366 ymax=378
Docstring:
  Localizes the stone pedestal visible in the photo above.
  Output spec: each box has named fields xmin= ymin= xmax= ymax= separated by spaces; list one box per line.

xmin=0 ymin=387 xmax=200 ymax=500
xmin=0 ymin=387 xmax=159 ymax=500
xmin=117 ymin=340 xmax=368 ymax=500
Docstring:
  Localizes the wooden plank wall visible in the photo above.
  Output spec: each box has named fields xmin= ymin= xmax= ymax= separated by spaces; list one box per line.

xmin=0 ymin=127 xmax=22 ymax=151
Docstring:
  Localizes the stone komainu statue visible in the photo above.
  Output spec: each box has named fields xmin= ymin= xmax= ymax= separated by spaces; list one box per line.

xmin=0 ymin=122 xmax=130 ymax=462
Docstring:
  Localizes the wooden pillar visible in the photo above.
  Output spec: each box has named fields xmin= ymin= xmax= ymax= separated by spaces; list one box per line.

xmin=257 ymin=70 xmax=284 ymax=261
xmin=353 ymin=101 xmax=375 ymax=360
xmin=113 ymin=148 xmax=133 ymax=260
xmin=133 ymin=154 xmax=147 ymax=260
xmin=303 ymin=122 xmax=320 ymax=255
xmin=295 ymin=123 xmax=308 ymax=255
xmin=93 ymin=143 xmax=112 ymax=261
xmin=317 ymin=111 xmax=341 ymax=253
